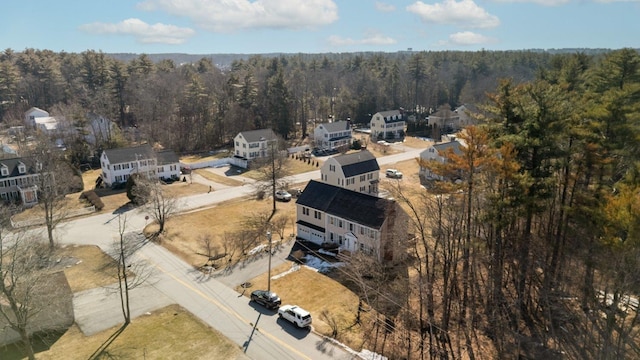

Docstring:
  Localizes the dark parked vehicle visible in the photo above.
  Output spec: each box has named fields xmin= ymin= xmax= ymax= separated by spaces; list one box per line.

xmin=250 ymin=290 xmax=281 ymax=309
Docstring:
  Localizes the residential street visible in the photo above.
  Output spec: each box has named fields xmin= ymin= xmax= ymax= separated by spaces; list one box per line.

xmin=29 ymin=148 xmax=425 ymax=360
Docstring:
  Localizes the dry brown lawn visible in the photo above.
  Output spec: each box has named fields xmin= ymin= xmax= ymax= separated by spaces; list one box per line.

xmin=34 ymin=304 xmax=244 ymax=360
xmin=152 ymin=197 xmax=298 ymax=268
xmin=238 ymin=264 xmax=374 ymax=351
xmin=58 ymin=245 xmax=120 ymax=293
xmin=193 ymin=168 xmax=244 ymax=187
xmin=180 ymin=150 xmax=232 ymax=163
xmin=241 ymin=157 xmax=319 ymax=181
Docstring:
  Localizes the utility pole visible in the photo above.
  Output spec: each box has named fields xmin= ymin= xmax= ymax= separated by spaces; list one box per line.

xmin=267 ymin=231 xmax=272 ymax=293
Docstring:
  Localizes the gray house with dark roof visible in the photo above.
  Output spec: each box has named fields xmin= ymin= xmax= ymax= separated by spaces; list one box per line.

xmin=100 ymin=144 xmax=180 ymax=187
xmin=370 ymin=110 xmax=405 ymax=140
xmin=296 ymin=180 xmax=408 ymax=263
xmin=320 ymin=150 xmax=380 ymax=196
xmin=233 ymin=129 xmax=278 ymax=165
xmin=419 ymin=140 xmax=464 ymax=180
xmin=313 ymin=120 xmax=352 ymax=151
xmin=0 ymin=157 xmax=40 ymax=205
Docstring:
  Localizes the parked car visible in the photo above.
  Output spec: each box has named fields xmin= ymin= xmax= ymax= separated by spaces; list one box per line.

xmin=278 ymin=305 xmax=312 ymax=328
xmin=275 ymin=190 xmax=292 ymax=201
xmin=385 ymin=169 xmax=403 ymax=179
xmin=250 ymin=290 xmax=281 ymax=310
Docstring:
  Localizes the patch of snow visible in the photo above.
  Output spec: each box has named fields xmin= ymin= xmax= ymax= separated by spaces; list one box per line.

xmin=271 ymin=263 xmax=300 ymax=280
xmin=303 ymin=255 xmax=344 ymax=273
xmin=248 ymin=244 xmax=266 ymax=256
xmin=358 ymin=349 xmax=388 ymax=360
xmin=318 ymin=249 xmax=337 ymax=257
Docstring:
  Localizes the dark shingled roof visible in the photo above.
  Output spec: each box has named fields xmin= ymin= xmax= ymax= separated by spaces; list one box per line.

xmin=332 ymin=150 xmax=379 ymax=178
xmin=0 ymin=157 xmax=36 ymax=178
xmin=376 ymin=110 xmax=404 ymax=124
xmin=238 ymin=129 xmax=278 ymax=143
xmin=296 ymin=180 xmax=395 ymax=229
xmin=156 ymin=150 xmax=179 ymax=165
xmin=104 ymin=144 xmax=155 ymax=164
xmin=318 ymin=120 xmax=350 ymax=133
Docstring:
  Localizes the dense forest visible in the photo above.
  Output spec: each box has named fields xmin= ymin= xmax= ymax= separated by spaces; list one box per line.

xmin=1 ymin=47 xmax=639 ymax=359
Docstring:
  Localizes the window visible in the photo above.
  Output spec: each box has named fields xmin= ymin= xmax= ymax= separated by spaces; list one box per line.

xmin=314 ymin=211 xmax=321 ymax=220
xmin=329 ymin=165 xmax=335 ymax=172
xmin=123 ymin=163 xmax=130 ymax=169
xmin=107 ymin=164 xmax=110 ymax=170
xmin=338 ymin=219 xmax=343 ymax=228
xmin=235 ymin=141 xmax=239 ymax=146
xmin=360 ymin=175 xmax=365 ymax=182
xmin=114 ymin=164 xmax=122 ymax=170
xmin=303 ymin=207 xmax=309 ymax=216
xmin=329 ymin=217 xmax=334 ymax=225
xmin=18 ymin=163 xmax=26 ymax=174
xmin=243 ymin=143 xmax=246 ymax=148
xmin=1 ymin=166 xmax=8 ymax=176
xmin=140 ymin=160 xmax=147 ymax=166
xmin=115 ymin=175 xmax=123 ymax=182
xmin=158 ymin=166 xmax=164 ymax=173
xmin=349 ymin=223 xmax=354 ymax=232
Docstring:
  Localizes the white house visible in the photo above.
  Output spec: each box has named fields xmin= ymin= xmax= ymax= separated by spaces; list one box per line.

xmin=320 ymin=150 xmax=380 ymax=196
xmin=295 ymin=180 xmax=409 ymax=263
xmin=0 ymin=157 xmax=40 ymax=206
xmin=100 ymin=144 xmax=180 ymax=187
xmin=313 ymin=120 xmax=352 ymax=151
xmin=370 ymin=110 xmax=405 ymax=140
xmin=418 ymin=140 xmax=464 ymax=180
xmin=233 ymin=129 xmax=278 ymax=162
xmin=85 ymin=113 xmax=117 ymax=145
xmin=24 ymin=107 xmax=49 ymax=127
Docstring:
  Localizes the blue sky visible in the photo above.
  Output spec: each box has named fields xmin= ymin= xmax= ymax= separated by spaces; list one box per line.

xmin=2 ymin=0 xmax=639 ymax=54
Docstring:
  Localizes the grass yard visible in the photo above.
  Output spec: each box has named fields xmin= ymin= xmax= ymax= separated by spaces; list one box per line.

xmin=241 ymin=157 xmax=320 ymax=181
xmin=151 ymin=197 xmax=298 ymax=268
xmin=193 ymin=168 xmax=244 ymax=187
xmin=238 ymin=263 xmax=374 ymax=351
xmin=31 ymin=305 xmax=244 ymax=360
xmin=58 ymin=245 xmax=120 ymax=293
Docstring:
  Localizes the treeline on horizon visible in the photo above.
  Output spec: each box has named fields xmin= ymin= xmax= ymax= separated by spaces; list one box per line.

xmin=1 ymin=46 xmax=640 ymax=359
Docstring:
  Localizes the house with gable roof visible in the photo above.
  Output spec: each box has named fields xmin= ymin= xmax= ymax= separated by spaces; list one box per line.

xmin=296 ymin=180 xmax=408 ymax=263
xmin=427 ymin=104 xmax=478 ymax=133
xmin=313 ymin=120 xmax=352 ymax=151
xmin=320 ymin=150 xmax=380 ymax=196
xmin=370 ymin=110 xmax=405 ymax=141
xmin=0 ymin=157 xmax=41 ymax=206
xmin=100 ymin=144 xmax=180 ymax=187
xmin=233 ymin=129 xmax=279 ymax=163
xmin=418 ymin=139 xmax=465 ymax=180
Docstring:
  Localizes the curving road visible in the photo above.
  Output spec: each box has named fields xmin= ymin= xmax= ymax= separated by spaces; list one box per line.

xmin=31 ymin=147 xmax=425 ymax=359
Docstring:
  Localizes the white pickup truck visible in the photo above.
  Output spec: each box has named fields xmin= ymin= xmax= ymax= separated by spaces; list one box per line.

xmin=278 ymin=305 xmax=312 ymax=328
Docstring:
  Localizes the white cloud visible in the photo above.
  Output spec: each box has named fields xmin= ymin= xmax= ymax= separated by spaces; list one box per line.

xmin=448 ymin=31 xmax=495 ymax=45
xmin=79 ymin=18 xmax=195 ymax=44
xmin=327 ymin=32 xmax=397 ymax=47
xmin=490 ymin=0 xmax=570 ymax=5
xmin=375 ymin=2 xmax=396 ymax=12
xmin=407 ymin=0 xmax=500 ymax=29
xmin=137 ymin=0 xmax=339 ymax=32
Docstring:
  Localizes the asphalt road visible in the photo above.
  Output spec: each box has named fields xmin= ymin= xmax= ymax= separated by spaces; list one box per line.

xmin=24 ymin=147 xmax=425 ymax=360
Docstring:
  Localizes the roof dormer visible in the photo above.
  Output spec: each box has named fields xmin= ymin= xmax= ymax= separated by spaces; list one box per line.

xmin=1 ymin=164 xmax=8 ymax=177
xmin=18 ymin=161 xmax=26 ymax=174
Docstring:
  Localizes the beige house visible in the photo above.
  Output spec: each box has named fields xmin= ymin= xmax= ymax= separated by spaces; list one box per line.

xmin=370 ymin=110 xmax=405 ymax=140
xmin=313 ymin=120 xmax=352 ymax=151
xmin=427 ymin=104 xmax=478 ymax=132
xmin=295 ymin=180 xmax=409 ymax=263
xmin=320 ymin=150 xmax=379 ymax=196
xmin=233 ymin=129 xmax=278 ymax=161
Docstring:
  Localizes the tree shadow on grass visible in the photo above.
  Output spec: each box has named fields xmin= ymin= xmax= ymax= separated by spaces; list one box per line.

xmin=0 ymin=329 xmax=68 ymax=360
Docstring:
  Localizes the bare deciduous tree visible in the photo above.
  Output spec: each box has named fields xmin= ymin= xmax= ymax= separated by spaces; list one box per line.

xmin=251 ymin=137 xmax=289 ymax=214
xmin=0 ymin=207 xmax=73 ymax=360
